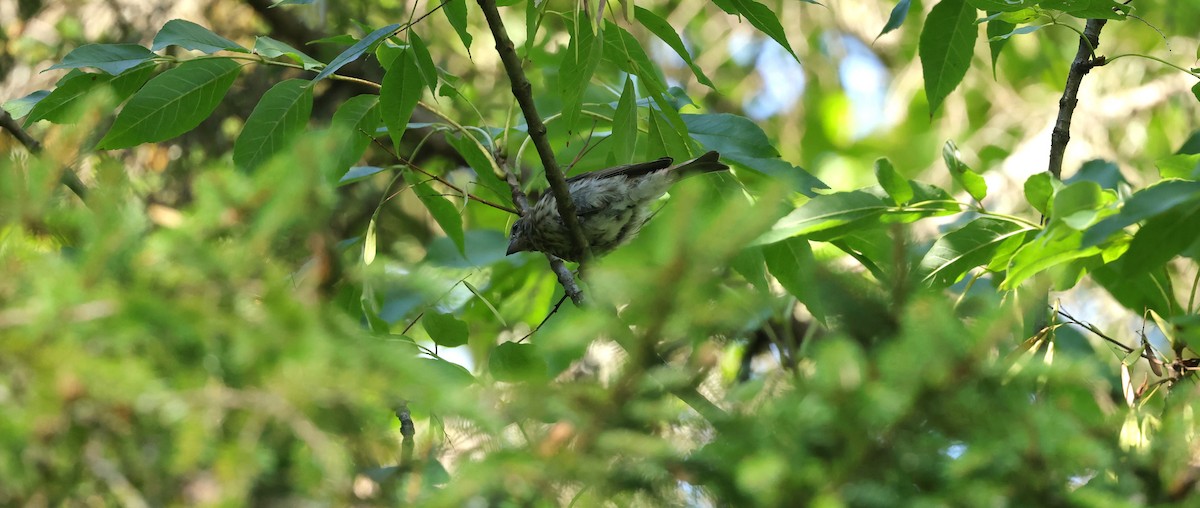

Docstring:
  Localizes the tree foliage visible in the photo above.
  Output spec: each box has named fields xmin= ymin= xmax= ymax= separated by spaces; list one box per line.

xmin=2 ymin=0 xmax=1200 ymax=504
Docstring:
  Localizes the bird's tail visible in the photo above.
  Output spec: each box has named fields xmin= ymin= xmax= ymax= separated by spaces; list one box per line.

xmin=672 ymin=151 xmax=729 ymax=177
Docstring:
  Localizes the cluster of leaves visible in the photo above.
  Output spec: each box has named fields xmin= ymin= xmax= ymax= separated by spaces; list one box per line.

xmin=3 ymin=0 xmax=1200 ymax=504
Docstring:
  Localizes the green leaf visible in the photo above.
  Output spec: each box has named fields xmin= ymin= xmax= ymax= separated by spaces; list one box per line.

xmin=97 ymin=58 xmax=242 ymax=149
xmin=647 ymin=109 xmax=691 ymax=160
xmin=311 ymin=23 xmax=400 ymax=83
xmin=253 ymin=36 xmax=323 ymax=71
xmin=330 ymin=94 xmax=381 ymax=174
xmin=47 ymin=43 xmax=157 ymax=75
xmin=987 ymin=24 xmax=1045 ymax=41
xmin=2 ymin=90 xmax=49 ymax=119
xmin=919 ymin=0 xmax=978 ymax=117
xmin=443 ymin=131 xmax=508 ymax=201
xmin=1040 ymin=0 xmax=1130 ymax=19
xmin=919 ymin=217 xmax=1034 ymax=288
xmin=559 ymin=20 xmax=603 ymax=131
xmin=1156 ymin=153 xmax=1200 ymax=180
xmin=1050 ymin=180 xmax=1106 ymax=229
xmin=338 ymin=166 xmax=387 ymax=186
xmin=1193 ymin=82 xmax=1200 ymax=104
xmin=380 ymin=49 xmax=424 ymax=153
xmin=609 ymin=77 xmax=638 ymax=165
xmin=874 ymin=158 xmax=913 ymax=205
xmin=942 ymin=140 xmax=987 ymax=201
xmin=419 ymin=357 xmax=475 ymax=387
xmin=1082 ymin=180 xmax=1200 ymax=247
xmin=408 ymin=32 xmax=440 ymax=95
xmin=634 ymin=6 xmax=714 ymax=88
xmin=1092 ymin=262 xmax=1179 ymax=317
xmin=1118 ymin=201 xmax=1200 ymax=277
xmin=1024 ymin=172 xmax=1055 ymax=215
xmin=24 ymin=72 xmax=112 ymax=125
xmin=1068 ymin=159 xmax=1127 ymax=190
xmin=711 ymin=0 xmax=800 ymax=63
xmin=604 ymin=19 xmax=672 ymax=95
xmin=233 ymin=79 xmax=313 ymax=171
xmin=756 ymin=190 xmax=890 ymax=245
xmin=151 ymin=19 xmax=247 ymax=54
xmin=405 ymin=173 xmax=466 ymax=255
xmin=441 ymin=0 xmax=473 ymax=55
xmin=966 ymin=0 xmax=1036 ymax=11
xmin=764 ymin=237 xmax=826 ymax=323
xmin=489 ymin=342 xmax=547 ymax=383
xmin=682 ymin=113 xmax=779 ymax=159
xmin=1003 ymin=228 xmax=1101 ymax=290
xmin=424 ymin=312 xmax=468 ymax=348
xmin=877 ymin=0 xmax=913 ymax=40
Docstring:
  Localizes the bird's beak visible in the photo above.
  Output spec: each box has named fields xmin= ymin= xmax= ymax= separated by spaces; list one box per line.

xmin=506 ymin=239 xmax=522 ymax=256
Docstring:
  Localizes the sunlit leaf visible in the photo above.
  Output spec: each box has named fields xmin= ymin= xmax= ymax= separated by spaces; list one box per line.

xmin=920 ymin=0 xmax=978 ymax=117
xmin=234 ymin=79 xmax=313 ymax=171
xmin=152 ymin=19 xmax=248 ymax=54
xmin=98 ymin=58 xmax=242 ymax=149
xmin=48 ymin=43 xmax=157 ymax=75
xmin=874 ymin=157 xmax=913 ymax=205
xmin=919 ymin=217 xmax=1034 ymax=288
xmin=711 ymin=0 xmax=800 ymax=63
xmin=254 ymin=36 xmax=323 ymax=70
xmin=634 ymin=6 xmax=715 ymax=88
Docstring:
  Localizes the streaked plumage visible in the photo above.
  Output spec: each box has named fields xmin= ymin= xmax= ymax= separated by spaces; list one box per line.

xmin=506 ymin=151 xmax=729 ymax=261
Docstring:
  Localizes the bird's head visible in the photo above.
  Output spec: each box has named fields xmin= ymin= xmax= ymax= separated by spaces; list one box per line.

xmin=506 ymin=217 xmax=533 ymax=255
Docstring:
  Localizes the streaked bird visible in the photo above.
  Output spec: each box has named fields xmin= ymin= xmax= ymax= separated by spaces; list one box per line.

xmin=506 ymin=151 xmax=729 ymax=261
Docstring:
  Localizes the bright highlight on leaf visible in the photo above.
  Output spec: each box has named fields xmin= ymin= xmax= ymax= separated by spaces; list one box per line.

xmin=98 ymin=58 xmax=242 ymax=149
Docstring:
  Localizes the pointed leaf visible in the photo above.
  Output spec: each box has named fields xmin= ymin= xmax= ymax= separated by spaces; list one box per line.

xmin=253 ymin=36 xmax=323 ymax=70
xmin=442 ymin=0 xmax=473 ymax=54
xmin=380 ymin=49 xmax=425 ymax=152
xmin=1003 ymin=228 xmax=1101 ymax=290
xmin=152 ymin=19 xmax=247 ymax=54
xmin=98 ymin=58 xmax=242 ymax=149
xmin=405 ymin=173 xmax=466 ymax=255
xmin=986 ymin=16 xmax=1014 ymax=76
xmin=1024 ymin=172 xmax=1055 ymax=215
xmin=1082 ymin=180 xmax=1200 ymax=247
xmin=560 ymin=20 xmax=603 ymax=131
xmin=874 ymin=158 xmax=913 ymax=205
xmin=877 ymin=0 xmax=913 ymax=40
xmin=233 ymin=79 xmax=313 ymax=171
xmin=608 ymin=77 xmax=638 ymax=165
xmin=634 ymin=6 xmax=714 ymax=88
xmin=756 ymin=190 xmax=890 ymax=245
xmin=408 ymin=31 xmax=440 ymax=95
xmin=331 ymin=94 xmax=381 ymax=174
xmin=311 ymin=23 xmax=400 ymax=83
xmin=919 ymin=0 xmax=978 ymax=117
xmin=48 ymin=43 xmax=157 ymax=75
xmin=919 ymin=217 xmax=1034 ymax=288
xmin=711 ymin=0 xmax=800 ymax=63
xmin=764 ymin=237 xmax=826 ymax=322
xmin=942 ymin=140 xmax=987 ymax=201
xmin=2 ymin=90 xmax=50 ymax=119
xmin=424 ymin=312 xmax=468 ymax=348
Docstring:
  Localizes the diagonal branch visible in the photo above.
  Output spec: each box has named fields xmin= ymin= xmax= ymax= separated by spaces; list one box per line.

xmin=2 ymin=110 xmax=89 ymax=200
xmin=477 ymin=0 xmax=593 ymax=265
xmin=502 ymin=162 xmax=585 ymax=305
xmin=1048 ymin=18 xmax=1109 ymax=180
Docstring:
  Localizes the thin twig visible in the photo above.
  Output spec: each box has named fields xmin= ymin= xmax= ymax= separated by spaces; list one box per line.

xmin=518 ymin=293 xmax=570 ymax=343
xmin=396 ymin=402 xmax=415 ymax=466
xmin=1047 ymin=18 xmax=1109 ymax=180
xmin=363 ymin=131 xmax=518 ymax=214
xmin=477 ymin=0 xmax=592 ymax=263
xmin=2 ymin=110 xmax=89 ymax=200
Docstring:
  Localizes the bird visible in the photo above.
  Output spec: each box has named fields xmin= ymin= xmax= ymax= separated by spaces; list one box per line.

xmin=506 ymin=150 xmax=729 ymax=261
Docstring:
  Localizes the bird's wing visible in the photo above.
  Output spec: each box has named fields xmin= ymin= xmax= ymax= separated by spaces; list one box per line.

xmin=566 ymin=157 xmax=673 ymax=183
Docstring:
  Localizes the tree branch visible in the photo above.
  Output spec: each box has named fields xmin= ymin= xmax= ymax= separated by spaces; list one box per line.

xmin=477 ymin=0 xmax=592 ymax=264
xmin=2 ymin=110 xmax=89 ymax=200
xmin=1048 ymin=18 xmax=1109 ymax=180
xmin=503 ymin=163 xmax=585 ymax=305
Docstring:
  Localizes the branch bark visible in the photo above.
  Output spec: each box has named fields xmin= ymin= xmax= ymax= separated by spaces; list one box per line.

xmin=2 ymin=110 xmax=89 ymax=200
xmin=477 ymin=0 xmax=592 ymax=264
xmin=1048 ymin=18 xmax=1109 ymax=180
